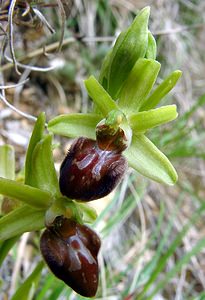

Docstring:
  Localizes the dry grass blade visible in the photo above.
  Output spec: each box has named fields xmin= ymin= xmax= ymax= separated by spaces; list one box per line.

xmin=21 ymin=1 xmax=31 ymax=17
xmin=7 ymin=0 xmax=21 ymax=75
xmin=0 ymin=23 xmax=7 ymax=35
xmin=56 ymin=0 xmax=66 ymax=52
xmin=32 ymin=7 xmax=55 ymax=34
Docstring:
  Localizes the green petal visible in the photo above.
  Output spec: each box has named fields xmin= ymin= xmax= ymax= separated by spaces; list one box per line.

xmin=0 ymin=145 xmax=15 ymax=180
xmin=140 ymin=70 xmax=182 ymax=111
xmin=145 ymin=31 xmax=157 ymax=60
xmin=129 ymin=105 xmax=178 ymax=133
xmin=31 ymin=134 xmax=60 ymax=196
xmin=84 ymin=75 xmax=118 ymax=116
xmin=48 ymin=113 xmax=101 ymax=139
xmin=107 ymin=7 xmax=150 ymax=99
xmin=76 ymin=202 xmax=98 ymax=224
xmin=0 ymin=177 xmax=51 ymax=208
xmin=25 ymin=112 xmax=46 ymax=185
xmin=119 ymin=58 xmax=161 ymax=114
xmin=124 ymin=134 xmax=178 ymax=185
xmin=0 ymin=205 xmax=45 ymax=241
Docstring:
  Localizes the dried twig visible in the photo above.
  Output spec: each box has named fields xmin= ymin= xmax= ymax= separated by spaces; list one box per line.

xmin=4 ymin=53 xmax=57 ymax=72
xmin=0 ymin=36 xmax=114 ymax=72
xmin=0 ymin=78 xmax=29 ymax=89
xmin=0 ymin=92 xmax=37 ymax=121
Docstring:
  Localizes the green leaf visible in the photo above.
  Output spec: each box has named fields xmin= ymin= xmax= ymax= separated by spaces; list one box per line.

xmin=134 ymin=196 xmax=183 ymax=291
xmin=129 ymin=105 xmax=178 ymax=133
xmin=84 ymin=75 xmax=119 ymax=116
xmin=140 ymin=70 xmax=182 ymax=111
xmin=25 ymin=112 xmax=46 ymax=185
xmin=119 ymin=58 xmax=161 ymax=114
xmin=0 ymin=204 xmax=45 ymax=241
xmin=145 ymin=31 xmax=157 ymax=60
xmin=124 ymin=134 xmax=178 ymax=185
xmin=11 ymin=261 xmax=44 ymax=300
xmin=137 ymin=203 xmax=205 ymax=299
xmin=101 ymin=193 xmax=142 ymax=238
xmin=0 ymin=177 xmax=51 ymax=208
xmin=99 ymin=49 xmax=112 ymax=90
xmin=0 ymin=145 xmax=15 ymax=180
xmin=107 ymin=7 xmax=150 ymax=99
xmin=31 ymin=134 xmax=60 ymax=196
xmin=147 ymin=237 xmax=205 ymax=299
xmin=35 ymin=273 xmax=69 ymax=300
xmin=48 ymin=113 xmax=101 ymax=139
xmin=0 ymin=236 xmax=18 ymax=266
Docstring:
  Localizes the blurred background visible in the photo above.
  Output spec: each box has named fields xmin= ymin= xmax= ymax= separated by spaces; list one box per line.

xmin=0 ymin=1 xmax=205 ymax=299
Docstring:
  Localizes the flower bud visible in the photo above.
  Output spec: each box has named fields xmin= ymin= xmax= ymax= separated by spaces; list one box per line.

xmin=59 ymin=137 xmax=127 ymax=201
xmin=40 ymin=216 xmax=101 ymax=297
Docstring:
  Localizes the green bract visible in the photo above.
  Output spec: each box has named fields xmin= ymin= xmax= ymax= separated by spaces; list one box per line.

xmin=102 ymin=6 xmax=150 ymax=99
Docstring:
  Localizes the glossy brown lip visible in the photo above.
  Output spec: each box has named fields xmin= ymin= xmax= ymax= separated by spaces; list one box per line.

xmin=59 ymin=137 xmax=127 ymax=201
xmin=40 ymin=216 xmax=101 ymax=297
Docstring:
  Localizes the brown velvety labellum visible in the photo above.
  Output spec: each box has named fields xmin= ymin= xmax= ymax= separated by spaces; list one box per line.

xmin=59 ymin=137 xmax=127 ymax=201
xmin=40 ymin=217 xmax=101 ymax=297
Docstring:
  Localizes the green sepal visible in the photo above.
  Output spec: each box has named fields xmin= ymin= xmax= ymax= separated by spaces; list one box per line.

xmin=25 ymin=112 xmax=46 ymax=185
xmin=11 ymin=261 xmax=44 ymax=300
xmin=0 ymin=205 xmax=45 ymax=241
xmin=129 ymin=105 xmax=178 ymax=133
xmin=31 ymin=134 xmax=60 ymax=196
xmin=0 ymin=145 xmax=15 ymax=180
xmin=146 ymin=31 xmax=157 ymax=60
xmin=140 ymin=70 xmax=182 ymax=111
xmin=124 ymin=134 xmax=178 ymax=185
xmin=119 ymin=58 xmax=161 ymax=114
xmin=84 ymin=75 xmax=119 ymax=116
xmin=0 ymin=177 xmax=51 ymax=208
xmin=48 ymin=113 xmax=102 ymax=139
xmin=107 ymin=7 xmax=150 ymax=99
